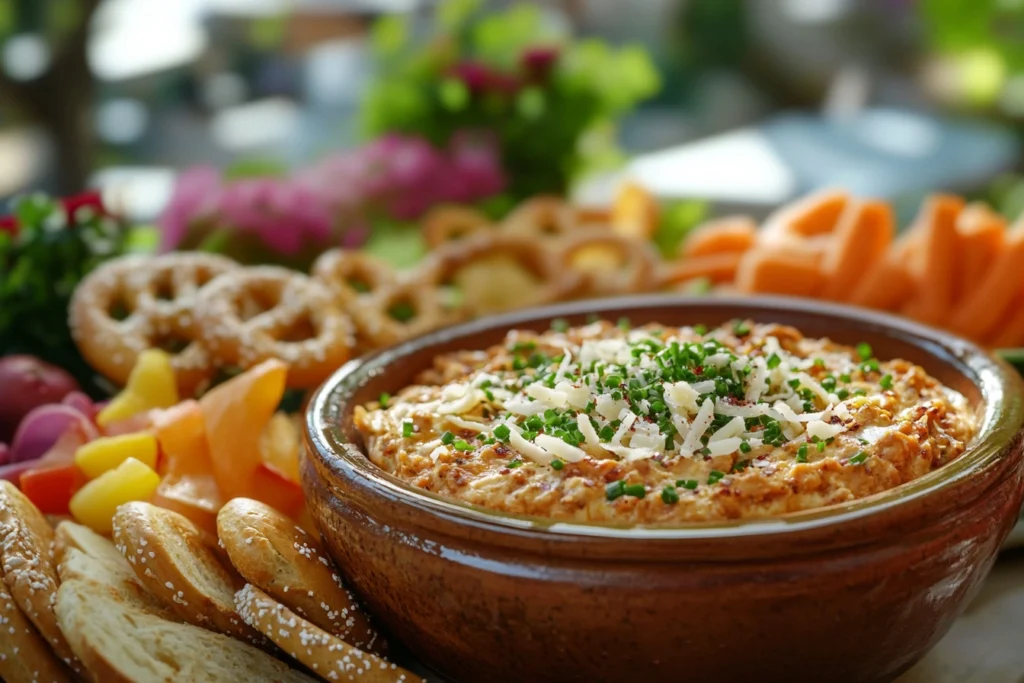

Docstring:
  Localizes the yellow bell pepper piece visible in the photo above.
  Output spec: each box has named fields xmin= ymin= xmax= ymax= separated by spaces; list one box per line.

xmin=69 ymin=457 xmax=161 ymax=534
xmin=97 ymin=349 xmax=179 ymax=428
xmin=74 ymin=432 xmax=158 ymax=479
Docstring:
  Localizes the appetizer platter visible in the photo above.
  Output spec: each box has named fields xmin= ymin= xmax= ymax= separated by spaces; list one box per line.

xmin=1 ymin=186 xmax=1023 ymax=682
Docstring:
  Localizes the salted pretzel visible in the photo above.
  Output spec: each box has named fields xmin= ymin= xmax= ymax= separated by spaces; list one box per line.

xmin=195 ymin=266 xmax=356 ymax=389
xmin=69 ymin=252 xmax=239 ymax=395
xmin=501 ymin=195 xmax=580 ymax=238
xmin=417 ymin=232 xmax=586 ymax=319
xmin=553 ymin=231 xmax=660 ymax=297
xmin=311 ymin=249 xmax=399 ymax=304
xmin=217 ymin=498 xmax=386 ymax=656
xmin=351 ymin=276 xmax=455 ymax=349
xmin=236 ymin=585 xmax=422 ymax=683
xmin=422 ymin=205 xmax=495 ymax=249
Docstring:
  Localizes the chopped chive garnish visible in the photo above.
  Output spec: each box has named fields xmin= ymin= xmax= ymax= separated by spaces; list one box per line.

xmin=766 ymin=353 xmax=781 ymax=369
xmin=856 ymin=342 xmax=873 ymax=361
xmin=880 ymin=374 xmax=893 ymax=390
xmin=678 ymin=479 xmax=699 ymax=490
xmin=551 ymin=317 xmax=569 ymax=332
xmin=508 ymin=459 xmax=522 ymax=468
xmin=817 ymin=440 xmax=826 ymax=452
xmin=617 ymin=317 xmax=631 ymax=331
xmin=453 ymin=439 xmax=473 ymax=452
xmin=661 ymin=485 xmax=680 ymax=504
xmin=378 ymin=392 xmax=391 ymax=408
xmin=840 ymin=373 xmax=852 ymax=383
xmin=813 ymin=358 xmax=825 ymax=367
xmin=440 ymin=431 xmax=455 ymax=445
xmin=707 ymin=470 xmax=726 ymax=485
xmin=623 ymin=483 xmax=646 ymax=498
xmin=493 ymin=424 xmax=511 ymax=442
xmin=739 ymin=440 xmax=752 ymax=454
xmin=402 ymin=421 xmax=414 ymax=438
xmin=796 ymin=444 xmax=808 ymax=463
xmin=606 ymin=480 xmax=626 ymax=500
xmin=836 ymin=388 xmax=850 ymax=400
xmin=733 ymin=320 xmax=751 ymax=336
xmin=848 ymin=451 xmax=868 ymax=465
xmin=550 ymin=459 xmax=564 ymax=470
xmin=694 ymin=324 xmax=707 ymax=335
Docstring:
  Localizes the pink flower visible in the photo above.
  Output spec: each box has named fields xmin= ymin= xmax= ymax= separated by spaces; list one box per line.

xmin=158 ymin=166 xmax=222 ymax=251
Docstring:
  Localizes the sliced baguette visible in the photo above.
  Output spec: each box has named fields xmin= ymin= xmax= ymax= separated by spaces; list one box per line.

xmin=56 ymin=579 xmax=315 ymax=683
xmin=113 ymin=501 xmax=264 ymax=646
xmin=218 ymin=498 xmax=386 ymax=655
xmin=236 ymin=584 xmax=422 ymax=683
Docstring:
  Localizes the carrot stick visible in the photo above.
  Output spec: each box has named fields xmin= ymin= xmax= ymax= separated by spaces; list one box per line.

xmin=988 ymin=293 xmax=1024 ymax=348
xmin=734 ymin=245 xmax=822 ymax=297
xmin=761 ymin=189 xmax=850 ymax=240
xmin=950 ymin=221 xmax=1024 ymax=340
xmin=953 ymin=202 xmax=1006 ymax=306
xmin=901 ymin=194 xmax=964 ymax=326
xmin=847 ymin=232 xmax=918 ymax=311
xmin=680 ymin=217 xmax=757 ymax=258
xmin=661 ymin=252 xmax=744 ymax=286
xmin=821 ymin=200 xmax=894 ymax=301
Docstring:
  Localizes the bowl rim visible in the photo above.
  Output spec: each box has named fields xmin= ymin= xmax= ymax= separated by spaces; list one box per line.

xmin=306 ymin=294 xmax=1024 ymax=542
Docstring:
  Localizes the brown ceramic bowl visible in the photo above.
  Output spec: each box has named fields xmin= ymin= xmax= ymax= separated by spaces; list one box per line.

xmin=303 ymin=296 xmax=1024 ymax=683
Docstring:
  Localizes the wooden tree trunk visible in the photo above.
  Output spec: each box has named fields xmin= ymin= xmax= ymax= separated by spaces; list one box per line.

xmin=1 ymin=0 xmax=100 ymax=194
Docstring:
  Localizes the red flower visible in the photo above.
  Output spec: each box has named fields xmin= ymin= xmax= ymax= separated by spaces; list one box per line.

xmin=520 ymin=46 xmax=560 ymax=82
xmin=450 ymin=61 xmax=521 ymax=95
xmin=0 ymin=191 xmax=108 ymax=236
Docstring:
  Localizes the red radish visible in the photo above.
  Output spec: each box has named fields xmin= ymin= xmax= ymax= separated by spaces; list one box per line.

xmin=0 ymin=355 xmax=80 ymax=443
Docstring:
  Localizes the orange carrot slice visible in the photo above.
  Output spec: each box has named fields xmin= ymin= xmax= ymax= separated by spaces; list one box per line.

xmin=734 ymin=245 xmax=822 ymax=297
xmin=950 ymin=221 xmax=1024 ymax=340
xmin=953 ymin=202 xmax=1006 ymax=306
xmin=661 ymin=252 xmax=744 ymax=286
xmin=988 ymin=293 xmax=1024 ymax=348
xmin=821 ymin=200 xmax=894 ymax=301
xmin=901 ymin=194 xmax=964 ymax=326
xmin=761 ymin=189 xmax=850 ymax=240
xmin=680 ymin=217 xmax=757 ymax=258
xmin=848 ymin=232 xmax=918 ymax=311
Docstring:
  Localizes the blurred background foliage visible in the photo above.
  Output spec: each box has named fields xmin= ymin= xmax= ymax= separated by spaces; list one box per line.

xmin=1 ymin=0 xmax=1024 ymax=230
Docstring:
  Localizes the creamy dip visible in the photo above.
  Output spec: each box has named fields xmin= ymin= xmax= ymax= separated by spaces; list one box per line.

xmin=354 ymin=320 xmax=977 ymax=524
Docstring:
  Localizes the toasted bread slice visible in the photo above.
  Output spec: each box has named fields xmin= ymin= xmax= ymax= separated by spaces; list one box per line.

xmin=112 ymin=502 xmax=265 ymax=646
xmin=58 ymin=546 xmax=178 ymax=621
xmin=236 ymin=584 xmax=421 ymax=683
xmin=0 ymin=481 xmax=83 ymax=675
xmin=54 ymin=520 xmax=125 ymax=566
xmin=56 ymin=579 xmax=315 ymax=683
xmin=218 ymin=498 xmax=386 ymax=655
xmin=0 ymin=574 xmax=75 ymax=683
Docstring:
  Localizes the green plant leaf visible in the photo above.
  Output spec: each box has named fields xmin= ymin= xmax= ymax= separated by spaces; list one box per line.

xmin=372 ymin=13 xmax=410 ymax=58
xmin=439 ymin=77 xmax=470 ymax=111
xmin=437 ymin=0 xmax=482 ymax=31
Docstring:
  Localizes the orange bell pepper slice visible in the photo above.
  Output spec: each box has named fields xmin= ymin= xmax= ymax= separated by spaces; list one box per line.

xmin=151 ymin=400 xmax=223 ymax=537
xmin=199 ymin=360 xmax=288 ymax=504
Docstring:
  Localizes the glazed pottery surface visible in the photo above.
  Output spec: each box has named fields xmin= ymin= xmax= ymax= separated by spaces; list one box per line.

xmin=303 ymin=295 xmax=1024 ymax=683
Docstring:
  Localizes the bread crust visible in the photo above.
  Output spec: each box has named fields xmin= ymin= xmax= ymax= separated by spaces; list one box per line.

xmin=236 ymin=584 xmax=421 ymax=683
xmin=0 ymin=575 xmax=74 ymax=683
xmin=0 ymin=481 xmax=83 ymax=676
xmin=218 ymin=498 xmax=387 ymax=656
